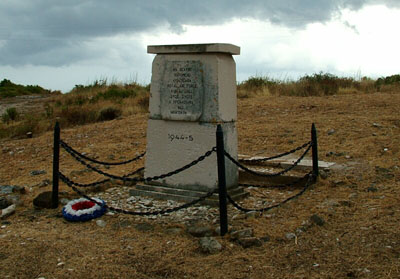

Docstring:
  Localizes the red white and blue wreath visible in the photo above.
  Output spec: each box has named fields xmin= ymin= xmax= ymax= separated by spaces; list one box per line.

xmin=62 ymin=198 xmax=107 ymax=222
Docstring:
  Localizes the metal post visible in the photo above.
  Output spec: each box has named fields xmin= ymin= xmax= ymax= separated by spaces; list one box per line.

xmin=216 ymin=125 xmax=228 ymax=236
xmin=311 ymin=123 xmax=319 ymax=180
xmin=52 ymin=122 xmax=60 ymax=208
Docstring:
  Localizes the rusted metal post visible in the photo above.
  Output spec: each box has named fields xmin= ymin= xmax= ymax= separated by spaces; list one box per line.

xmin=311 ymin=123 xmax=319 ymax=181
xmin=216 ymin=125 xmax=228 ymax=236
xmin=52 ymin=122 xmax=60 ymax=208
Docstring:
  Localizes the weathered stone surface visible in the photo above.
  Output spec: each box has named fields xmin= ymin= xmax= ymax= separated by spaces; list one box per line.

xmin=30 ymin=170 xmax=46 ymax=176
xmin=199 ymin=237 xmax=222 ymax=254
xmin=0 ymin=185 xmax=25 ymax=194
xmin=1 ymin=204 xmax=16 ymax=219
xmin=310 ymin=214 xmax=325 ymax=226
xmin=96 ymin=220 xmax=106 ymax=227
xmin=33 ymin=191 xmax=55 ymax=209
xmin=230 ymin=228 xmax=253 ymax=240
xmin=187 ymin=225 xmax=213 ymax=237
xmin=238 ymin=237 xmax=263 ymax=248
xmin=144 ymin=120 xmax=238 ymax=191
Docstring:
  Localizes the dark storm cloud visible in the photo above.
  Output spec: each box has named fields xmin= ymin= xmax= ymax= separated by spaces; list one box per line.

xmin=0 ymin=0 xmax=392 ymax=66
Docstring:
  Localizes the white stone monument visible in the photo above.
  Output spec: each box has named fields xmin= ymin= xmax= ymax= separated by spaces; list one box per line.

xmin=132 ymin=43 xmax=242 ymax=203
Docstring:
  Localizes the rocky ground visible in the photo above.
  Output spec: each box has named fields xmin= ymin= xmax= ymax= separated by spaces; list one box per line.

xmin=1 ymin=92 xmax=400 ymax=278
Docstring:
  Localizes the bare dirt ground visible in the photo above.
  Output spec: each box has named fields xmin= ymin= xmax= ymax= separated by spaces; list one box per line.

xmin=1 ymin=92 xmax=400 ymax=279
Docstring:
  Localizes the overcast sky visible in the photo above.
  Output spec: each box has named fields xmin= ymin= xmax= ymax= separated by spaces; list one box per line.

xmin=1 ymin=0 xmax=399 ymax=92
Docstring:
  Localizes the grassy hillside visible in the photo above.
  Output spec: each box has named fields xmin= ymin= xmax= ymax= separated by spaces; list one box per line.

xmin=0 ymin=79 xmax=61 ymax=98
xmin=0 ymin=73 xmax=399 ymax=140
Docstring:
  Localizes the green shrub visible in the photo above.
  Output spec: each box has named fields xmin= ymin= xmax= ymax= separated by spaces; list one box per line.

xmin=59 ymin=106 xmax=98 ymax=125
xmin=298 ymin=72 xmax=339 ymax=96
xmin=1 ymin=107 xmax=19 ymax=123
xmin=98 ymin=107 xmax=122 ymax=121
xmin=97 ymin=86 xmax=137 ymax=100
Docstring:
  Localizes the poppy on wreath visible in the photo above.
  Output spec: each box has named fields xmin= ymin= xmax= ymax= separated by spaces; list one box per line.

xmin=62 ymin=198 xmax=107 ymax=222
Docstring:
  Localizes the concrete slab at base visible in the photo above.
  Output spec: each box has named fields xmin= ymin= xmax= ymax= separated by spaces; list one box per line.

xmin=144 ymin=119 xmax=238 ymax=191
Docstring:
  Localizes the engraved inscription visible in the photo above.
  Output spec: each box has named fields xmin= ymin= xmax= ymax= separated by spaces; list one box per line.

xmin=160 ymin=61 xmax=203 ymax=121
xmin=167 ymin=133 xmax=194 ymax=142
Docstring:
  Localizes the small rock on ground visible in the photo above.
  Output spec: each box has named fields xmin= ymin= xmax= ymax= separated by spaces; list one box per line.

xmin=230 ymin=228 xmax=253 ymax=240
xmin=310 ymin=214 xmax=325 ymax=226
xmin=199 ymin=237 xmax=222 ymax=254
xmin=187 ymin=225 xmax=213 ymax=237
xmin=238 ymin=237 xmax=263 ymax=248
xmin=135 ymin=222 xmax=154 ymax=232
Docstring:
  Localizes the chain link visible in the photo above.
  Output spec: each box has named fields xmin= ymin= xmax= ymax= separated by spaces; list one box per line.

xmin=59 ymin=173 xmax=217 ymax=216
xmin=227 ymin=172 xmax=314 ymax=213
xmin=62 ymin=144 xmax=216 ymax=183
xmin=239 ymin=141 xmax=311 ymax=163
xmin=60 ymin=140 xmax=145 ymax=166
xmin=58 ymin=167 xmax=144 ymax=188
xmin=225 ymin=142 xmax=312 ymax=178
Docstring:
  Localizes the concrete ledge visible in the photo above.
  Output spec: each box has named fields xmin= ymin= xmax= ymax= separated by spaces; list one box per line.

xmin=148 ymin=43 xmax=240 ymax=55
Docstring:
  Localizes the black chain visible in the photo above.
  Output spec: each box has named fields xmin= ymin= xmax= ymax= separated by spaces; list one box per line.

xmin=238 ymin=172 xmax=309 ymax=189
xmin=62 ymin=145 xmax=216 ymax=183
xmin=239 ymin=141 xmax=311 ymax=163
xmin=59 ymin=173 xmax=217 ymax=216
xmin=60 ymin=140 xmax=145 ymax=166
xmin=225 ymin=142 xmax=312 ymax=178
xmin=58 ymin=167 xmax=144 ymax=188
xmin=227 ymin=172 xmax=314 ymax=213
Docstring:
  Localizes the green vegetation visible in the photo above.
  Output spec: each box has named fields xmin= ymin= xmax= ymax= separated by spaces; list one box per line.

xmin=0 ymin=73 xmax=399 ymax=140
xmin=0 ymin=79 xmax=59 ymax=98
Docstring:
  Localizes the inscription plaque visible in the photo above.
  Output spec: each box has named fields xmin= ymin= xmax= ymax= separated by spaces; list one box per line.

xmin=160 ymin=61 xmax=204 ymax=121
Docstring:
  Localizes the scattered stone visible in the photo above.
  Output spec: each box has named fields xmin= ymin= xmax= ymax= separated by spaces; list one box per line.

xmin=345 ymin=155 xmax=351 ymax=159
xmin=135 ymin=222 xmax=154 ymax=232
xmin=37 ymin=179 xmax=51 ymax=188
xmin=26 ymin=132 xmax=33 ymax=138
xmin=187 ymin=225 xmax=213 ymax=237
xmin=0 ymin=185 xmax=25 ymax=194
xmin=96 ymin=220 xmax=106 ymax=227
xmin=319 ymin=170 xmax=329 ymax=179
xmin=310 ymin=214 xmax=325 ymax=226
xmin=327 ymin=129 xmax=336 ymax=135
xmin=231 ymin=228 xmax=253 ymax=240
xmin=285 ymin=232 xmax=296 ymax=240
xmin=33 ymin=191 xmax=56 ymax=209
xmin=199 ymin=237 xmax=222 ymax=254
xmin=367 ymin=186 xmax=378 ymax=193
xmin=1 ymin=204 xmax=16 ymax=219
xmin=57 ymin=262 xmax=65 ymax=267
xmin=30 ymin=170 xmax=46 ymax=176
xmin=372 ymin=123 xmax=382 ymax=128
xmin=0 ymin=197 xmax=11 ymax=210
xmin=238 ymin=237 xmax=263 ymax=248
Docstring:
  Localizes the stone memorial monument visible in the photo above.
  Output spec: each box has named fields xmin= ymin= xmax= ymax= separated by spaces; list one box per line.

xmin=132 ymin=43 xmax=242 ymax=203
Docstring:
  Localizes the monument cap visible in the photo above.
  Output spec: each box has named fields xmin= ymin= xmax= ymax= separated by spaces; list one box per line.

xmin=147 ymin=43 xmax=240 ymax=55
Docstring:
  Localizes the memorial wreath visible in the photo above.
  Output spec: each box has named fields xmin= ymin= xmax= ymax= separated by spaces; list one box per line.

xmin=62 ymin=198 xmax=106 ymax=221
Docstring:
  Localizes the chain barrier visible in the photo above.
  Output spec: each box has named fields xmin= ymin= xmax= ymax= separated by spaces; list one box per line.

xmin=62 ymin=144 xmax=216 ymax=183
xmin=225 ymin=142 xmax=312 ymax=178
xmin=58 ymin=167 xmax=144 ymax=188
xmin=60 ymin=140 xmax=145 ymax=166
xmin=227 ymin=172 xmax=314 ymax=213
xmin=239 ymin=141 xmax=311 ymax=163
xmin=59 ymin=172 xmax=217 ymax=216
xmin=238 ymin=172 xmax=309 ymax=189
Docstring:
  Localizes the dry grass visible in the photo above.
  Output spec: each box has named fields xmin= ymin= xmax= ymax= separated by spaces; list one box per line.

xmin=1 ymin=90 xmax=399 ymax=278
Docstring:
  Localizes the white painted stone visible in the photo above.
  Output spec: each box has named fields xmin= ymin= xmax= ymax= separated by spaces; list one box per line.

xmin=144 ymin=119 xmax=238 ymax=191
xmin=143 ymin=43 xmax=240 ymax=195
xmin=148 ymin=43 xmax=240 ymax=55
xmin=149 ymin=52 xmax=238 ymax=122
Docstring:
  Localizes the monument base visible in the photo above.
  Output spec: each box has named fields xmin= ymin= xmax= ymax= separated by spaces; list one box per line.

xmin=144 ymin=119 xmax=238 ymax=190
xmin=129 ymin=183 xmax=248 ymax=207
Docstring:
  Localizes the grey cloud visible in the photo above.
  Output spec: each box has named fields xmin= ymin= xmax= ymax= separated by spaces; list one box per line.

xmin=0 ymin=0 xmax=392 ymax=66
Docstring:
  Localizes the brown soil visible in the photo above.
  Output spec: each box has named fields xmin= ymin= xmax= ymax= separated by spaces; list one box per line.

xmin=1 ymin=92 xmax=399 ymax=278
